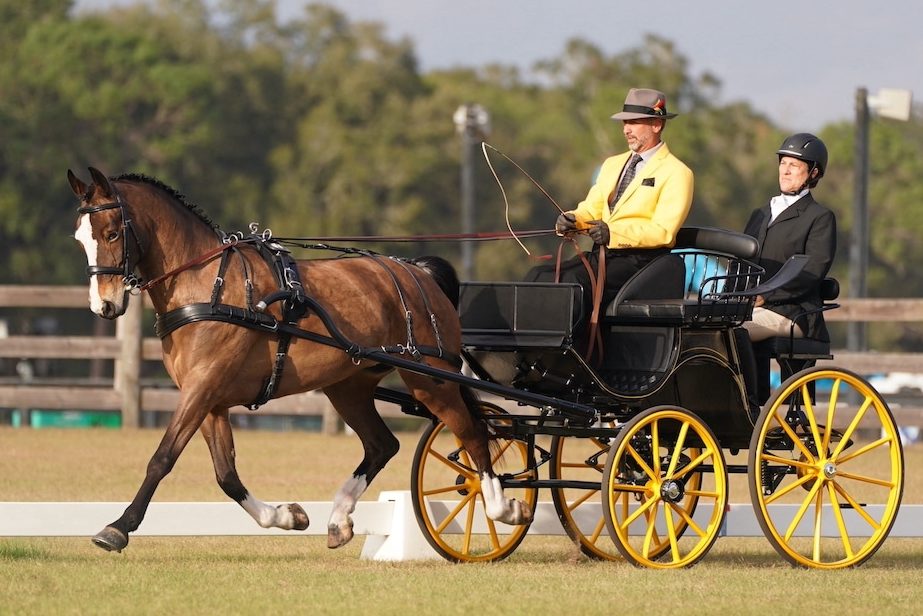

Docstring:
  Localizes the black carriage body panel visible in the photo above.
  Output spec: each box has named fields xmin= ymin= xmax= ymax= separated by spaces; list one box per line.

xmin=460 ymin=281 xmax=755 ymax=445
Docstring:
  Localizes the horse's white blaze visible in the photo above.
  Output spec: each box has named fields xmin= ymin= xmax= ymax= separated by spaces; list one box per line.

xmin=328 ymin=474 xmax=368 ymax=528
xmin=74 ymin=214 xmax=104 ymax=314
xmin=240 ymin=495 xmax=300 ymax=530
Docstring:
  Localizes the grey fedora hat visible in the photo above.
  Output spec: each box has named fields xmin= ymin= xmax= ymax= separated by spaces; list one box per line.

xmin=611 ymin=88 xmax=677 ymax=120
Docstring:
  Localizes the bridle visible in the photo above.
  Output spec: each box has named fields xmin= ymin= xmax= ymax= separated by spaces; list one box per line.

xmin=77 ymin=189 xmax=146 ymax=292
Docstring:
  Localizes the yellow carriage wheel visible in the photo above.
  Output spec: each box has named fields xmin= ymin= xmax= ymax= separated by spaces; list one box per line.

xmin=601 ymin=406 xmax=727 ymax=569
xmin=550 ymin=431 xmax=703 ymax=561
xmin=748 ymin=367 xmax=904 ymax=569
xmin=410 ymin=402 xmax=537 ymax=562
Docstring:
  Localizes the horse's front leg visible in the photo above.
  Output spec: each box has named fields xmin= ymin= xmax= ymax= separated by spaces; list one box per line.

xmin=200 ymin=408 xmax=309 ymax=531
xmin=91 ymin=392 xmax=212 ymax=553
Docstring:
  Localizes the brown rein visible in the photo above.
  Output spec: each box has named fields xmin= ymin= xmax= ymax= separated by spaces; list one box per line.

xmin=139 ymin=241 xmax=241 ymax=292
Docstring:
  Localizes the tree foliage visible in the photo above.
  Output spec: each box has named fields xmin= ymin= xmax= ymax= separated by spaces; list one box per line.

xmin=2 ymin=0 xmax=922 ymax=352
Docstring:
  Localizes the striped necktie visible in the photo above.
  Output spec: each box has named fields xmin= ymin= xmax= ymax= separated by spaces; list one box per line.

xmin=610 ymin=153 xmax=642 ymax=212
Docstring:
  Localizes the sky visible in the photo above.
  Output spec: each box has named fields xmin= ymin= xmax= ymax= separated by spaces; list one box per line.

xmin=73 ymin=0 xmax=920 ymax=130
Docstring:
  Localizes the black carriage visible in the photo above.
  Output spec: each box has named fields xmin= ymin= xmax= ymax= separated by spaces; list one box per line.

xmin=390 ymin=226 xmax=904 ymax=569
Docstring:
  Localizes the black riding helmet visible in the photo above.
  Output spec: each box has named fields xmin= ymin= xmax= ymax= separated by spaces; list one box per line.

xmin=777 ymin=133 xmax=828 ymax=189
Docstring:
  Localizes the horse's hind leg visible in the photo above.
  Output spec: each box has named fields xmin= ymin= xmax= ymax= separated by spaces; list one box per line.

xmin=401 ymin=372 xmax=533 ymax=526
xmin=322 ymin=370 xmax=400 ymax=549
xmin=200 ymin=408 xmax=309 ymax=531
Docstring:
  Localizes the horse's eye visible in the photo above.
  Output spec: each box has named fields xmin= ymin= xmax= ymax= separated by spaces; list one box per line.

xmin=106 ymin=231 xmax=120 ymax=242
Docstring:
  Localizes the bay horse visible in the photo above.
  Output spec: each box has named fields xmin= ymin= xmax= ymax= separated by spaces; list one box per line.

xmin=68 ymin=166 xmax=532 ymax=553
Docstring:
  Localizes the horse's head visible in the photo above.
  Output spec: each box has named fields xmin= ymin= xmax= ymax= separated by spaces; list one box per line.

xmin=69 ymin=167 xmax=143 ymax=319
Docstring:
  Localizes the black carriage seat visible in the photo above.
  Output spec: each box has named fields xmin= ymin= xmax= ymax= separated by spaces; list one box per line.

xmin=604 ymin=226 xmax=763 ymax=326
xmin=751 ymin=277 xmax=840 ymax=403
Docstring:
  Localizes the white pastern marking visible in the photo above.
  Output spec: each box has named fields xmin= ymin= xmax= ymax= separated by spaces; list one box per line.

xmin=75 ymin=214 xmax=103 ymax=314
xmin=240 ymin=495 xmax=298 ymax=529
xmin=480 ymin=472 xmax=529 ymax=524
xmin=329 ymin=475 xmax=368 ymax=528
xmin=480 ymin=473 xmax=507 ymax=520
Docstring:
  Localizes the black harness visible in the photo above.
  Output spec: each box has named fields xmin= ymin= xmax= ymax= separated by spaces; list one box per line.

xmin=151 ymin=237 xmax=461 ymax=409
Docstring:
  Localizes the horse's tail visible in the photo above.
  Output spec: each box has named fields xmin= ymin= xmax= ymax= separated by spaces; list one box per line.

xmin=410 ymin=255 xmax=460 ymax=308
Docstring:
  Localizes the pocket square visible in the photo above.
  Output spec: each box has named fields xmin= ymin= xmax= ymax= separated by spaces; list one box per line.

xmin=642 ymin=177 xmax=655 ymax=187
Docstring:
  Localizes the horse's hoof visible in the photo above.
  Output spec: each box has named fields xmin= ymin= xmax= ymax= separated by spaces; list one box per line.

xmin=92 ymin=526 xmax=128 ymax=553
xmin=327 ymin=520 xmax=354 ymax=549
xmin=517 ymin=499 xmax=534 ymax=525
xmin=288 ymin=503 xmax=309 ymax=531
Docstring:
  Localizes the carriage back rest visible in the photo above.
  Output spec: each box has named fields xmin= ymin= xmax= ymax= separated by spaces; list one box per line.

xmin=674 ymin=226 xmax=760 ymax=260
xmin=611 ymin=253 xmax=686 ymax=304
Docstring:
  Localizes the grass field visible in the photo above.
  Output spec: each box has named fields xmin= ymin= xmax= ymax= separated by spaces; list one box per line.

xmin=2 ymin=427 xmax=922 ymax=615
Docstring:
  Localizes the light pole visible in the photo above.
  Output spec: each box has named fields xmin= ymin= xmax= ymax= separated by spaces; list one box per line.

xmin=847 ymin=87 xmax=912 ymax=352
xmin=453 ymin=104 xmax=490 ymax=281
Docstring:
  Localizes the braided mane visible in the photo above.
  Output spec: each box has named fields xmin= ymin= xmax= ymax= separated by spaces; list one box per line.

xmin=113 ymin=173 xmax=221 ymax=232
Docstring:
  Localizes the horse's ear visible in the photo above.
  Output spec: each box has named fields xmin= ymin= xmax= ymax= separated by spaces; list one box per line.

xmin=67 ymin=169 xmax=87 ymax=198
xmin=88 ymin=167 xmax=114 ymax=199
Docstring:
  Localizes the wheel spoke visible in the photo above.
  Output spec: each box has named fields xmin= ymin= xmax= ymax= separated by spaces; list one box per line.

xmin=783 ymin=478 xmax=824 ymax=541
xmin=641 ymin=503 xmax=659 ymax=558
xmin=801 ymin=384 xmax=825 ymax=457
xmin=761 ymin=452 xmax=814 ymax=471
xmin=427 ymin=447 xmax=475 ymax=478
xmin=830 ymin=396 xmax=873 ymax=458
xmin=668 ymin=500 xmax=705 ymax=538
xmin=836 ymin=436 xmax=892 ymax=465
xmin=663 ymin=499 xmax=681 ymax=562
xmin=485 ymin=516 xmax=501 ymax=551
xmin=462 ymin=495 xmax=476 ymax=554
xmin=812 ymin=488 xmax=823 ymax=562
xmin=435 ymin=490 xmax=477 ymax=534
xmin=828 ymin=482 xmax=855 ymax=560
xmin=666 ymin=421 xmax=690 ymax=477
xmin=626 ymin=443 xmax=657 ymax=480
xmin=684 ymin=488 xmax=719 ymax=499
xmin=621 ymin=493 xmax=658 ymax=528
xmin=589 ymin=515 xmax=607 ymax=544
xmin=671 ymin=449 xmax=712 ymax=481
xmin=764 ymin=470 xmax=818 ymax=504
xmin=567 ymin=487 xmax=599 ymax=512
xmin=822 ymin=378 xmax=842 ymax=454
xmin=833 ymin=482 xmax=881 ymax=530
xmin=771 ymin=409 xmax=817 ymax=464
xmin=835 ymin=470 xmax=896 ymax=489
xmin=423 ymin=482 xmax=472 ymax=497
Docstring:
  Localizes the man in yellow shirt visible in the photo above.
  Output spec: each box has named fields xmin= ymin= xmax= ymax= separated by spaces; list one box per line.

xmin=526 ymin=88 xmax=694 ymax=331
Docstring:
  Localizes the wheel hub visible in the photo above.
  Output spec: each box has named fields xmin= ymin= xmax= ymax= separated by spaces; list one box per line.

xmin=822 ymin=462 xmax=837 ymax=479
xmin=660 ymin=479 xmax=684 ymax=502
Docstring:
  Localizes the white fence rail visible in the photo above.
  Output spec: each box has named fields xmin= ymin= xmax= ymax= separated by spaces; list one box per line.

xmin=2 ymin=492 xmax=920 ymax=561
